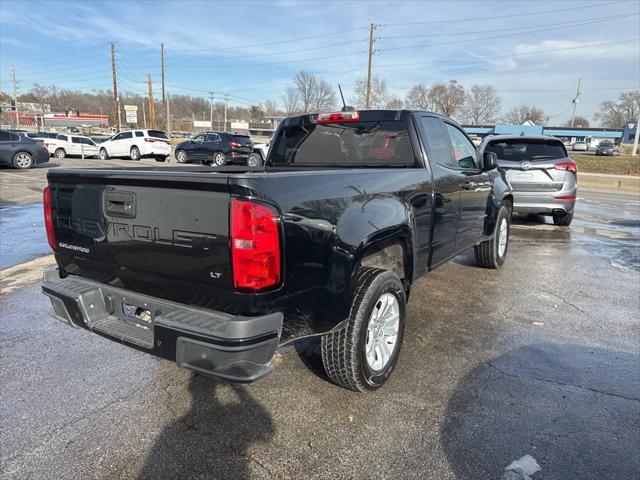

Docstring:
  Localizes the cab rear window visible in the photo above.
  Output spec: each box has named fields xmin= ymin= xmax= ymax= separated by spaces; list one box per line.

xmin=270 ymin=120 xmax=414 ymax=167
xmin=486 ymin=139 xmax=567 ymax=162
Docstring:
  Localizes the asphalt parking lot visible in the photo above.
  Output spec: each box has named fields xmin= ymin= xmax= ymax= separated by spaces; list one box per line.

xmin=0 ymin=158 xmax=639 ymax=479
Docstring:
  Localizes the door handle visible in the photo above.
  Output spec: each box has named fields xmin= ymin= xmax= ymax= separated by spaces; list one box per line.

xmin=105 ymin=191 xmax=136 ymax=217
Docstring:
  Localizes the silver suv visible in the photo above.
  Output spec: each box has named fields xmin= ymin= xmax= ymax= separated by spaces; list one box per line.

xmin=481 ymin=136 xmax=577 ymax=226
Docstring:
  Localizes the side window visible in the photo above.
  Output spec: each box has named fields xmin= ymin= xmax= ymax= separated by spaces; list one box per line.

xmin=72 ymin=137 xmax=82 ymax=144
xmin=0 ymin=131 xmax=10 ymax=142
xmin=112 ymin=133 xmax=122 ymax=141
xmin=206 ymin=133 xmax=220 ymax=142
xmin=417 ymin=116 xmax=454 ymax=168
xmin=445 ymin=123 xmax=478 ymax=169
xmin=121 ymin=132 xmax=133 ymax=140
xmin=135 ymin=131 xmax=144 ymax=137
xmin=57 ymin=134 xmax=68 ymax=141
xmin=193 ymin=134 xmax=205 ymax=143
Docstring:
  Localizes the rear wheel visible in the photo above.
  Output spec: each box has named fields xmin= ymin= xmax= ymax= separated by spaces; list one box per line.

xmin=553 ymin=211 xmax=573 ymax=226
xmin=247 ymin=153 xmax=262 ymax=167
xmin=175 ymin=150 xmax=188 ymax=163
xmin=13 ymin=152 xmax=33 ymax=169
xmin=99 ymin=148 xmax=108 ymax=160
xmin=130 ymin=146 xmax=141 ymax=161
xmin=54 ymin=148 xmax=66 ymax=159
xmin=321 ymin=267 xmax=406 ymax=392
xmin=212 ymin=151 xmax=227 ymax=166
xmin=474 ymin=203 xmax=510 ymax=269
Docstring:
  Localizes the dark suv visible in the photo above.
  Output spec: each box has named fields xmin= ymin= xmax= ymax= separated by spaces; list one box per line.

xmin=174 ymin=131 xmax=258 ymax=166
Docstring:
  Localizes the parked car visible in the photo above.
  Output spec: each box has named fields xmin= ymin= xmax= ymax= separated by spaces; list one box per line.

xmin=481 ymin=135 xmax=576 ymax=226
xmin=253 ymin=140 xmax=271 ymax=162
xmin=45 ymin=134 xmax=99 ymax=159
xmin=174 ymin=131 xmax=259 ymax=166
xmin=41 ymin=109 xmax=512 ymax=391
xmin=97 ymin=129 xmax=171 ymax=162
xmin=25 ymin=132 xmax=58 ymax=139
xmin=595 ymin=140 xmax=616 ymax=156
xmin=0 ymin=129 xmax=49 ymax=169
xmin=572 ymin=140 xmax=588 ymax=151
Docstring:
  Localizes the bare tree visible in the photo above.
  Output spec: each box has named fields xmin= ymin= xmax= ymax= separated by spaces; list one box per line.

xmin=595 ymin=90 xmax=640 ymax=128
xmin=262 ymin=99 xmax=279 ymax=116
xmin=428 ymin=80 xmax=465 ymax=117
xmin=563 ymin=116 xmax=589 ymax=128
xmin=294 ymin=71 xmax=319 ymax=113
xmin=313 ymin=78 xmax=337 ymax=112
xmin=282 ymin=86 xmax=300 ymax=115
xmin=405 ymin=84 xmax=432 ymax=110
xmin=353 ymin=75 xmax=388 ymax=109
xmin=385 ymin=96 xmax=404 ymax=109
xmin=461 ymin=84 xmax=501 ymax=125
xmin=503 ymin=105 xmax=546 ymax=125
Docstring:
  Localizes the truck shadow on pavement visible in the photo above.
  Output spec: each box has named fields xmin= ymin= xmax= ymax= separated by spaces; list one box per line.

xmin=137 ymin=375 xmax=274 ymax=480
xmin=440 ymin=343 xmax=640 ymax=479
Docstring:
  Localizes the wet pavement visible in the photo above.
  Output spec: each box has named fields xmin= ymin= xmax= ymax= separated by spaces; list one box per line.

xmin=0 ymin=162 xmax=639 ymax=479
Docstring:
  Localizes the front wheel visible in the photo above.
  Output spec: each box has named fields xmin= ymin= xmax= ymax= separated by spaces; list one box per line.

xmin=321 ymin=267 xmax=406 ymax=392
xmin=248 ymin=152 xmax=262 ymax=167
xmin=175 ymin=150 xmax=188 ymax=163
xmin=54 ymin=148 xmax=66 ymax=159
xmin=13 ymin=152 xmax=33 ymax=169
xmin=553 ymin=211 xmax=573 ymax=226
xmin=98 ymin=148 xmax=108 ymax=160
xmin=474 ymin=203 xmax=510 ymax=269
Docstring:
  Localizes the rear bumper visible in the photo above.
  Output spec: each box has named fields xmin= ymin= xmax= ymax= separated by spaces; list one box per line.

xmin=41 ymin=268 xmax=282 ymax=383
xmin=512 ymin=187 xmax=577 ymax=214
xmin=35 ymin=148 xmax=50 ymax=164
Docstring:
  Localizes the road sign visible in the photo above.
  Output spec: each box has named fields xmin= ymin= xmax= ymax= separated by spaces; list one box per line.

xmin=124 ymin=105 xmax=138 ymax=124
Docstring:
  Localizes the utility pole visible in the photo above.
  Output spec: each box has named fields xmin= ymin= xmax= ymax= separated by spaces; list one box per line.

xmin=209 ymin=91 xmax=215 ymax=130
xmin=569 ymin=78 xmax=582 ymax=127
xmin=365 ymin=23 xmax=376 ymax=109
xmin=632 ymin=112 xmax=640 ymax=157
xmin=147 ymin=74 xmax=156 ymax=129
xmin=12 ymin=68 xmax=19 ymax=128
xmin=166 ymin=91 xmax=171 ymax=135
xmin=223 ymin=94 xmax=229 ymax=132
xmin=161 ymin=43 xmax=169 ymax=134
xmin=110 ymin=42 xmax=122 ymax=132
xmin=142 ymin=101 xmax=147 ymax=128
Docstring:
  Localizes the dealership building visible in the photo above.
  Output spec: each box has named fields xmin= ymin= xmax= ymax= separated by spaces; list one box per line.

xmin=463 ymin=123 xmax=626 ymax=146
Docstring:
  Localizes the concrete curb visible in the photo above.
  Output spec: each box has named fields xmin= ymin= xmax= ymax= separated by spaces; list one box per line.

xmin=578 ymin=173 xmax=640 ymax=193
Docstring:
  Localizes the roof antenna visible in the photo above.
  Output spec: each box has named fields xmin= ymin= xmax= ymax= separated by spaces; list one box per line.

xmin=338 ymin=84 xmax=354 ymax=112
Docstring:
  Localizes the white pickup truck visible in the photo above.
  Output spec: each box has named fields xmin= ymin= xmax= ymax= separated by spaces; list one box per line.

xmin=44 ymin=134 xmax=99 ymax=159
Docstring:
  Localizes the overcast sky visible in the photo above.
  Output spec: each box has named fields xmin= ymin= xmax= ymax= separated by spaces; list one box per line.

xmin=0 ymin=0 xmax=638 ymax=125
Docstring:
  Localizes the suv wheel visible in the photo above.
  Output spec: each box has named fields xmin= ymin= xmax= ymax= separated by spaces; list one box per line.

xmin=213 ymin=152 xmax=227 ymax=166
xmin=553 ymin=211 xmax=573 ymax=226
xmin=321 ymin=267 xmax=406 ymax=392
xmin=248 ymin=153 xmax=262 ymax=167
xmin=54 ymin=148 xmax=66 ymax=159
xmin=99 ymin=148 xmax=108 ymax=160
xmin=13 ymin=152 xmax=33 ymax=169
xmin=474 ymin=203 xmax=510 ymax=269
xmin=175 ymin=150 xmax=188 ymax=163
xmin=130 ymin=146 xmax=141 ymax=161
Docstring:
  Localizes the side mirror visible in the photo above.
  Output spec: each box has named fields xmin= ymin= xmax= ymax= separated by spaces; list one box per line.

xmin=483 ymin=151 xmax=498 ymax=171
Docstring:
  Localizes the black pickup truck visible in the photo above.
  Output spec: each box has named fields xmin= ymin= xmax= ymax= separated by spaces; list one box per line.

xmin=42 ymin=109 xmax=512 ymax=392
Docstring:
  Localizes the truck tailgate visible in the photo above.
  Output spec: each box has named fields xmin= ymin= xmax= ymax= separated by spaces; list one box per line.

xmin=48 ymin=169 xmax=234 ymax=309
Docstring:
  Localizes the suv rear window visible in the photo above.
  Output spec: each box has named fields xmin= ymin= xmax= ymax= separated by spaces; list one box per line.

xmin=270 ymin=120 xmax=414 ymax=167
xmin=485 ymin=139 xmax=567 ymax=162
xmin=148 ymin=130 xmax=168 ymax=139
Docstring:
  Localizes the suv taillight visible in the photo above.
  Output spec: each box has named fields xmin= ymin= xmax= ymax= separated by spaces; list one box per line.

xmin=43 ymin=186 xmax=57 ymax=251
xmin=229 ymin=141 xmax=241 ymax=148
xmin=553 ymin=160 xmax=577 ymax=174
xmin=231 ymin=199 xmax=281 ymax=291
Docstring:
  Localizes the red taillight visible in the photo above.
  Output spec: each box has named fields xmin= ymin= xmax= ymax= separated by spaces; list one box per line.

xmin=316 ymin=110 xmax=360 ymax=124
xmin=229 ymin=141 xmax=241 ymax=148
xmin=554 ymin=160 xmax=577 ymax=174
xmin=43 ymin=186 xmax=57 ymax=251
xmin=231 ymin=199 xmax=281 ymax=291
xmin=553 ymin=195 xmax=576 ymax=200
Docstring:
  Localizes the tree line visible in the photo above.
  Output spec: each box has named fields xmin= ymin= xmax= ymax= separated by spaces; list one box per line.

xmin=3 ymin=74 xmax=637 ymax=129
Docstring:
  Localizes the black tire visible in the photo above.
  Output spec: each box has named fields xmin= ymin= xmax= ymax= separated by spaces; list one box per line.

xmin=175 ymin=150 xmax=188 ymax=163
xmin=321 ymin=267 xmax=406 ymax=392
xmin=12 ymin=152 xmax=33 ymax=169
xmin=130 ymin=146 xmax=141 ymax=161
xmin=553 ymin=211 xmax=573 ymax=226
xmin=212 ymin=151 xmax=227 ymax=166
xmin=54 ymin=148 xmax=66 ymax=159
xmin=99 ymin=148 xmax=108 ymax=160
xmin=155 ymin=156 xmax=167 ymax=163
xmin=247 ymin=153 xmax=262 ymax=167
xmin=474 ymin=203 xmax=511 ymax=269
